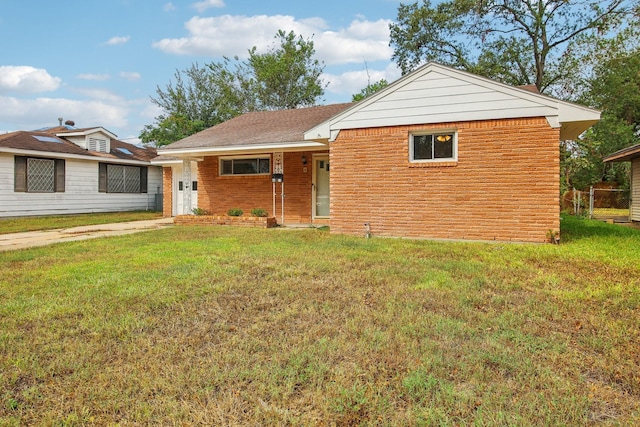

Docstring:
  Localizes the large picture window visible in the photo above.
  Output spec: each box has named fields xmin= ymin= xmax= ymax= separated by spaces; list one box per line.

xmin=220 ymin=157 xmax=270 ymax=175
xmin=410 ymin=132 xmax=456 ymax=162
xmin=99 ymin=163 xmax=148 ymax=193
xmin=14 ymin=156 xmax=65 ymax=193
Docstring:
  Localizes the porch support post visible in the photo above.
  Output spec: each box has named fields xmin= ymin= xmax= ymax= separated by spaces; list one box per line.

xmin=182 ymin=159 xmax=192 ymax=214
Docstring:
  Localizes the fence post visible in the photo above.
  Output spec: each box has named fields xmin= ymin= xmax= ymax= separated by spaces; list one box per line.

xmin=589 ymin=186 xmax=594 ymax=219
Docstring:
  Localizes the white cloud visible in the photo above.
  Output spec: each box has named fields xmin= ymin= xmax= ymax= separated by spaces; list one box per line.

xmin=323 ymin=62 xmax=401 ymax=97
xmin=314 ymin=19 xmax=394 ymax=65
xmin=152 ymin=15 xmax=393 ymax=65
xmin=140 ymin=103 xmax=163 ymax=121
xmin=192 ymin=0 xmax=225 ymax=13
xmin=77 ymin=73 xmax=111 ymax=81
xmin=0 ymin=66 xmax=61 ymax=94
xmin=119 ymin=71 xmax=141 ymax=81
xmin=105 ymin=36 xmax=131 ymax=46
xmin=0 ymin=95 xmax=130 ymax=130
xmin=163 ymin=2 xmax=176 ymax=12
xmin=71 ymin=88 xmax=125 ymax=103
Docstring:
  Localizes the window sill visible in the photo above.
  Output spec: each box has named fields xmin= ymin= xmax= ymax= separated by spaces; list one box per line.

xmin=409 ymin=161 xmax=458 ymax=168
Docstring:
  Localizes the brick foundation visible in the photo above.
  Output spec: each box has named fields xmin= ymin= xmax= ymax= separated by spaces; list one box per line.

xmin=174 ymin=215 xmax=278 ymax=228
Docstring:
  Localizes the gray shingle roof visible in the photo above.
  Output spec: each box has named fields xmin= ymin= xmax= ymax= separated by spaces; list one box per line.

xmin=160 ymin=103 xmax=354 ymax=151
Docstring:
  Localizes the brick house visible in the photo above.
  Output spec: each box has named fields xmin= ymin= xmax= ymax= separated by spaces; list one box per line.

xmin=155 ymin=63 xmax=600 ymax=242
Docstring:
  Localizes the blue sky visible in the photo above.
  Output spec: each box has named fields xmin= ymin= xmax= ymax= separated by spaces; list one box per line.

xmin=0 ymin=0 xmax=403 ymax=143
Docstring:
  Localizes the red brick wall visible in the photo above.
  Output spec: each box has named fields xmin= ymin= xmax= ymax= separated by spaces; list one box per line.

xmin=329 ymin=118 xmax=560 ymax=243
xmin=196 ymin=151 xmax=323 ymax=223
xmin=162 ymin=167 xmax=172 ymax=218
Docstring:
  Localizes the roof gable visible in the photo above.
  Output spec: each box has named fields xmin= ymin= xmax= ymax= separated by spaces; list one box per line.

xmin=305 ymin=62 xmax=600 ymax=142
xmin=54 ymin=127 xmax=118 ymax=140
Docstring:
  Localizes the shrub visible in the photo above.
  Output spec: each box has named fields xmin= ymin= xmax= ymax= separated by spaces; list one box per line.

xmin=250 ymin=208 xmax=268 ymax=217
xmin=227 ymin=208 xmax=243 ymax=217
xmin=191 ymin=208 xmax=211 ymax=216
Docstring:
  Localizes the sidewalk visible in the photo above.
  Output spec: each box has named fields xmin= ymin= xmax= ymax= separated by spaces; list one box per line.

xmin=0 ymin=218 xmax=174 ymax=252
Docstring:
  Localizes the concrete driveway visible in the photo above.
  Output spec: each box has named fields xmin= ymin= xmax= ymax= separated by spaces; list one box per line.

xmin=0 ymin=218 xmax=174 ymax=252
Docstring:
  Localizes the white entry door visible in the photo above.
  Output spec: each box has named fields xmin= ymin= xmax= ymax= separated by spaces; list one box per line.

xmin=313 ymin=155 xmax=330 ymax=218
xmin=173 ymin=163 xmax=198 ymax=215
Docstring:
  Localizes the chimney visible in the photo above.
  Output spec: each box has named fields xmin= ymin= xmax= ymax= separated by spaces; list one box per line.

xmin=58 ymin=117 xmax=63 ymax=126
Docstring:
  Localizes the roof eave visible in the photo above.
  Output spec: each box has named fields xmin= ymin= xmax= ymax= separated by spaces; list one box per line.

xmin=157 ymin=141 xmax=329 ymax=157
xmin=0 ymin=147 xmax=154 ymax=165
xmin=603 ymin=143 xmax=640 ymax=162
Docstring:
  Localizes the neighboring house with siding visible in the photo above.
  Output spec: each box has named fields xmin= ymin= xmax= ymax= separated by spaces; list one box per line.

xmin=604 ymin=143 xmax=640 ymax=222
xmin=0 ymin=124 xmax=162 ymax=217
xmin=155 ymin=62 xmax=600 ymax=243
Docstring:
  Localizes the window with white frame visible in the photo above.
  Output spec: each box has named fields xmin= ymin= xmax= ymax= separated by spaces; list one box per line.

xmin=220 ymin=156 xmax=270 ymax=175
xmin=410 ymin=132 xmax=457 ymax=162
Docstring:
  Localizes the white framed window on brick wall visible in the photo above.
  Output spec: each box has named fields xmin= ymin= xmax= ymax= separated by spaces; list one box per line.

xmin=219 ymin=156 xmax=270 ymax=176
xmin=409 ymin=131 xmax=457 ymax=162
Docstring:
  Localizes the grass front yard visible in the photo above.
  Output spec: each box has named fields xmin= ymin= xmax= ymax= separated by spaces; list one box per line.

xmin=1 ymin=216 xmax=639 ymax=425
xmin=0 ymin=211 xmax=162 ymax=235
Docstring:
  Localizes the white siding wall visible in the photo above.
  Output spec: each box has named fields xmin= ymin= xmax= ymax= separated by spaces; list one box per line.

xmin=0 ymin=153 xmax=162 ymax=217
xmin=332 ymin=68 xmax=557 ymax=130
xmin=632 ymin=158 xmax=640 ymax=222
xmin=66 ymin=136 xmax=88 ymax=149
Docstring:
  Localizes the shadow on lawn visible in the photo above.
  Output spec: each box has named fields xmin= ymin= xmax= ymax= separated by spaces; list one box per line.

xmin=560 ymin=214 xmax=640 ymax=243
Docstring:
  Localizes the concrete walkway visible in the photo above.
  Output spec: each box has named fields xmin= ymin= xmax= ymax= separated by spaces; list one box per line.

xmin=0 ymin=218 xmax=174 ymax=252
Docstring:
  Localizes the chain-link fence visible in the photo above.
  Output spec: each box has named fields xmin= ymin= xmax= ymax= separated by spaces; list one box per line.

xmin=589 ymin=186 xmax=630 ymax=221
xmin=565 ymin=187 xmax=630 ymax=222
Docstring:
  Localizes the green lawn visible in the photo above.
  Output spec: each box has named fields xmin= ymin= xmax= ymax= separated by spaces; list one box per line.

xmin=1 ymin=216 xmax=639 ymax=425
xmin=0 ymin=211 xmax=163 ymax=234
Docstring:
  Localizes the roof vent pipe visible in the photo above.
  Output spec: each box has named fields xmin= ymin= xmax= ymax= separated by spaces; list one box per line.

xmin=58 ymin=117 xmax=63 ymax=126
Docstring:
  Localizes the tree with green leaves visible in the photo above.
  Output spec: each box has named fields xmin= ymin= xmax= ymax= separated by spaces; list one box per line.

xmin=563 ymin=41 xmax=640 ymax=190
xmin=140 ymin=31 xmax=325 ymax=146
xmin=352 ymin=79 xmax=389 ymax=102
xmin=389 ymin=0 xmax=635 ymax=94
xmin=248 ymin=30 xmax=325 ymax=110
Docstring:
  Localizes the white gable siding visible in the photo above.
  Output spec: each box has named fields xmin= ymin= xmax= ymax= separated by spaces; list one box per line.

xmin=330 ymin=69 xmax=557 ymax=130
xmin=0 ymin=153 xmax=162 ymax=217
xmin=632 ymin=158 xmax=640 ymax=222
xmin=65 ymin=135 xmax=88 ymax=149
xmin=305 ymin=63 xmax=599 ymax=143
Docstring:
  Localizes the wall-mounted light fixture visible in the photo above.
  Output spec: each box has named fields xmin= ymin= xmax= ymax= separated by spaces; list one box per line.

xmin=301 ymin=155 xmax=307 ymax=165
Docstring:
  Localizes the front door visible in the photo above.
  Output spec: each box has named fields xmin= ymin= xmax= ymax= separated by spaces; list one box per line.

xmin=173 ymin=163 xmax=198 ymax=216
xmin=313 ymin=155 xmax=330 ymax=218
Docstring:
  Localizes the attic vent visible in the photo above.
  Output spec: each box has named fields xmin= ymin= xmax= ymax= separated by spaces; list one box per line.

xmin=88 ymin=137 xmax=108 ymax=153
